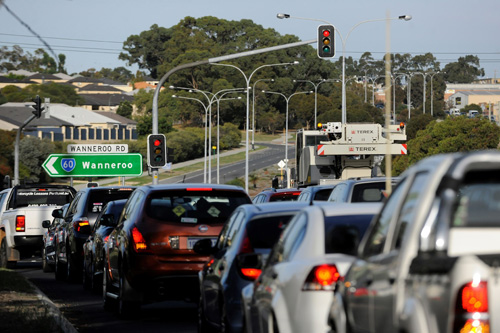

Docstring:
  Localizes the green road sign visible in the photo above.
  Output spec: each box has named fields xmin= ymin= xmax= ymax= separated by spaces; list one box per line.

xmin=42 ymin=153 xmax=143 ymax=177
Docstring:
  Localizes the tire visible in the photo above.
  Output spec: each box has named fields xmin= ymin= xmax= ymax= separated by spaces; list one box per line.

xmin=198 ymin=296 xmax=217 ymax=333
xmin=66 ymin=240 xmax=79 ymax=282
xmin=102 ymin=262 xmax=115 ymax=311
xmin=118 ymin=270 xmax=140 ymax=317
xmin=0 ymin=237 xmax=8 ymax=268
xmin=42 ymin=246 xmax=53 ymax=273
xmin=82 ymin=256 xmax=91 ymax=290
xmin=55 ymin=246 xmax=66 ymax=281
xmin=91 ymin=259 xmax=101 ymax=293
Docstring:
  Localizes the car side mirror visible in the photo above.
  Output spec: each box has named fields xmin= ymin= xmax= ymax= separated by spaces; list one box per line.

xmin=52 ymin=208 xmax=63 ymax=218
xmin=193 ymin=238 xmax=217 ymax=255
xmin=42 ymin=220 xmax=51 ymax=228
xmin=100 ymin=214 xmax=116 ymax=227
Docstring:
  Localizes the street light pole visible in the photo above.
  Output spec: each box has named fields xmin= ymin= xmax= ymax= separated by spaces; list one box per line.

xmin=212 ymin=61 xmax=299 ymax=192
xmin=277 ymin=13 xmax=411 ymax=125
xmin=428 ymin=71 xmax=441 ymax=116
xmin=262 ymin=89 xmax=313 ymax=188
xmin=252 ymin=78 xmax=274 ymax=149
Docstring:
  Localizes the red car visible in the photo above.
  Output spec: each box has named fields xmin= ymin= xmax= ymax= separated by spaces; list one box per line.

xmin=102 ymin=183 xmax=252 ymax=316
xmin=252 ymin=188 xmax=302 ymax=203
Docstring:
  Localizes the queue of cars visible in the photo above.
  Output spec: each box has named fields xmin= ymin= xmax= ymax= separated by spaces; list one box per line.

xmin=32 ymin=150 xmax=500 ymax=333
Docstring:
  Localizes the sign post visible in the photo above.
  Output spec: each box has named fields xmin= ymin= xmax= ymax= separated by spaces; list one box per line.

xmin=43 ymin=153 xmax=142 ymax=177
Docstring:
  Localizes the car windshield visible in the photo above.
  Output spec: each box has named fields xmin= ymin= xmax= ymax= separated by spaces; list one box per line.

xmin=15 ymin=188 xmax=73 ymax=208
xmin=324 ymin=214 xmax=374 ymax=254
xmin=246 ymin=214 xmax=295 ymax=249
xmin=145 ymin=190 xmax=250 ymax=225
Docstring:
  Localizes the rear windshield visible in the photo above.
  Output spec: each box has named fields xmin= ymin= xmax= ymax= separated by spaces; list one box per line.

xmin=454 ymin=171 xmax=500 ymax=227
xmin=145 ymin=190 xmax=250 ymax=224
xmin=351 ymin=182 xmax=387 ymax=202
xmin=314 ymin=188 xmax=334 ymax=201
xmin=324 ymin=214 xmax=374 ymax=255
xmin=15 ymin=188 xmax=74 ymax=208
xmin=87 ymin=189 xmax=135 ymax=214
xmin=270 ymin=193 xmax=300 ymax=202
xmin=246 ymin=214 xmax=294 ymax=249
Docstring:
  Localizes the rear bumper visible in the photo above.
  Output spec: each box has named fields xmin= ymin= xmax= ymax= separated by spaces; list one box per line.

xmin=13 ymin=235 xmax=43 ymax=250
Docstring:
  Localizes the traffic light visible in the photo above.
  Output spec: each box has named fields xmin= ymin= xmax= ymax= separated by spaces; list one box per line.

xmin=31 ymin=95 xmax=44 ymax=118
xmin=147 ymin=134 xmax=166 ymax=167
xmin=317 ymin=25 xmax=335 ymax=58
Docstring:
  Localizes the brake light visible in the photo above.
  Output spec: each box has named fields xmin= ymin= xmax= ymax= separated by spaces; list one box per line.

xmin=131 ymin=226 xmax=149 ymax=253
xmin=73 ymin=218 xmax=90 ymax=232
xmin=239 ymin=232 xmax=254 ymax=254
xmin=186 ymin=188 xmax=213 ymax=191
xmin=454 ymin=280 xmax=490 ymax=333
xmin=16 ymin=215 xmax=25 ymax=232
xmin=240 ymin=268 xmax=262 ymax=281
xmin=104 ymin=235 xmax=109 ymax=243
xmin=302 ymin=264 xmax=341 ymax=291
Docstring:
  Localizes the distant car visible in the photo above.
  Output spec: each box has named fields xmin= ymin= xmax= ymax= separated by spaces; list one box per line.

xmin=82 ymin=199 xmax=127 ymax=292
xmin=244 ymin=203 xmax=381 ymax=333
xmin=326 ymin=177 xmax=399 ymax=203
xmin=41 ymin=203 xmax=70 ymax=273
xmin=102 ymin=184 xmax=252 ymax=316
xmin=252 ymin=188 xmax=302 ymax=203
xmin=296 ymin=184 xmax=336 ymax=204
xmin=54 ymin=186 xmax=137 ymax=282
xmin=195 ymin=201 xmax=310 ymax=333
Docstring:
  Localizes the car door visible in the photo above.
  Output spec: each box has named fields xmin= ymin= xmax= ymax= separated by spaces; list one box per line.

xmin=202 ymin=208 xmax=246 ymax=325
xmin=346 ymin=178 xmax=409 ymax=333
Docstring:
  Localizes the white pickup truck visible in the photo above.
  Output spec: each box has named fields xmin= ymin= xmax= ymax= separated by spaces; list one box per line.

xmin=0 ymin=184 xmax=75 ymax=267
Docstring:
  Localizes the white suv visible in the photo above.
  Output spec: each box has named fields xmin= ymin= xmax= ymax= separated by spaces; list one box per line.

xmin=329 ymin=150 xmax=500 ymax=333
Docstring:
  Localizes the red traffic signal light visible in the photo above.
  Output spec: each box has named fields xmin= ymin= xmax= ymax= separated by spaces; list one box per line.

xmin=318 ymin=25 xmax=335 ymax=58
xmin=147 ymin=134 xmax=166 ymax=167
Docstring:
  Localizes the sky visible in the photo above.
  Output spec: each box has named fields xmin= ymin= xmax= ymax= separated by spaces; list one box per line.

xmin=1 ymin=0 xmax=499 ymax=78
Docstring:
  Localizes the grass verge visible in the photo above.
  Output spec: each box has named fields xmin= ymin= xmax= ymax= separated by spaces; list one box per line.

xmin=0 ymin=268 xmax=64 ymax=332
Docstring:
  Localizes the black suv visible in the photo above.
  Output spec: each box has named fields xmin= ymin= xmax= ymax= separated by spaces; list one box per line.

xmin=54 ymin=186 xmax=136 ymax=281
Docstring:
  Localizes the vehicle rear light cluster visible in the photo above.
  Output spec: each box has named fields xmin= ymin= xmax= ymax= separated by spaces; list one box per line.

xmin=131 ymin=226 xmax=150 ymax=253
xmin=240 ymin=268 xmax=262 ymax=281
xmin=16 ymin=215 xmax=25 ymax=232
xmin=169 ymin=236 xmax=179 ymax=249
xmin=454 ymin=280 xmax=489 ymax=333
xmin=239 ymin=232 xmax=254 ymax=254
xmin=73 ymin=218 xmax=90 ymax=232
xmin=302 ymin=264 xmax=341 ymax=291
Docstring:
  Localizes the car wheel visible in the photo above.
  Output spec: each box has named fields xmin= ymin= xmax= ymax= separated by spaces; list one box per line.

xmin=102 ymin=262 xmax=115 ymax=311
xmin=0 ymin=238 xmax=8 ymax=268
xmin=91 ymin=259 xmax=101 ymax=293
xmin=82 ymin=255 xmax=91 ymax=290
xmin=118 ymin=269 xmax=140 ymax=317
xmin=198 ymin=296 xmax=217 ymax=333
xmin=42 ymin=246 xmax=52 ymax=272
xmin=268 ymin=312 xmax=280 ymax=333
xmin=55 ymin=246 xmax=66 ymax=281
xmin=66 ymin=240 xmax=79 ymax=282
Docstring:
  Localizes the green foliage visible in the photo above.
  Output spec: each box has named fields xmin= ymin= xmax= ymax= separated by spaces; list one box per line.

xmin=0 ymin=129 xmax=16 ymax=177
xmin=1 ymin=83 xmax=84 ymax=106
xmin=116 ymin=101 xmax=133 ymax=118
xmin=393 ymin=117 xmax=500 ymax=175
xmin=217 ymin=123 xmax=242 ymax=149
xmin=0 ymin=46 xmax=65 ymax=73
xmin=166 ymin=128 xmax=204 ymax=163
xmin=406 ymin=113 xmax=434 ymax=140
xmin=443 ymin=55 xmax=485 ymax=83
xmin=461 ymin=103 xmax=483 ymax=114
xmin=225 ymin=177 xmax=245 ymax=188
xmin=19 ymin=136 xmax=55 ymax=183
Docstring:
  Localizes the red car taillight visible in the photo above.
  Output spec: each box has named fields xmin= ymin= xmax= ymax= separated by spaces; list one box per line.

xmin=16 ymin=215 xmax=25 ymax=232
xmin=239 ymin=232 xmax=254 ymax=254
xmin=454 ymin=280 xmax=489 ymax=333
xmin=302 ymin=264 xmax=341 ymax=291
xmin=73 ymin=218 xmax=90 ymax=233
xmin=131 ymin=226 xmax=150 ymax=253
xmin=240 ymin=268 xmax=262 ymax=280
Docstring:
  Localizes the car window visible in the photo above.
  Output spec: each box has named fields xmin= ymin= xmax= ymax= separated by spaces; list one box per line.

xmin=362 ymin=178 xmax=407 ymax=257
xmin=225 ymin=211 xmax=246 ymax=247
xmin=453 ymin=169 xmax=500 ymax=227
xmin=252 ymin=194 xmax=263 ymax=204
xmin=314 ymin=188 xmax=333 ymax=201
xmin=145 ymin=189 xmax=250 ymax=225
xmin=246 ymin=214 xmax=294 ymax=249
xmin=392 ymin=172 xmax=429 ymax=249
xmin=14 ymin=187 xmax=74 ymax=208
xmin=297 ymin=192 xmax=310 ymax=202
xmin=87 ymin=188 xmax=135 ymax=214
xmin=68 ymin=192 xmax=82 ymax=216
xmin=325 ymin=214 xmax=375 ymax=255
xmin=329 ymin=183 xmax=347 ymax=202
xmin=217 ymin=209 xmax=242 ymax=249
xmin=351 ymin=182 xmax=386 ymax=202
xmin=121 ymin=190 xmax=143 ymax=224
xmin=282 ymin=213 xmax=307 ymax=261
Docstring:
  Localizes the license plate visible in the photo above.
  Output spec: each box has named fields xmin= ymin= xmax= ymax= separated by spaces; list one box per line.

xmin=187 ymin=237 xmax=217 ymax=249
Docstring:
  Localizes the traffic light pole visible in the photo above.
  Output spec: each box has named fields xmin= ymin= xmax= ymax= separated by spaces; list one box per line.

xmin=151 ymin=39 xmax=315 ymax=188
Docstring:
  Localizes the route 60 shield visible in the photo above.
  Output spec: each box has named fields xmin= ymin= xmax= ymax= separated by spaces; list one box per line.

xmin=61 ymin=158 xmax=76 ymax=172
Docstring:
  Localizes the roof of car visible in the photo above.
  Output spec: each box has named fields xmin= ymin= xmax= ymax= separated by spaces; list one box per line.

xmin=138 ymin=183 xmax=247 ymax=192
xmin=314 ymin=202 xmax=383 ymax=216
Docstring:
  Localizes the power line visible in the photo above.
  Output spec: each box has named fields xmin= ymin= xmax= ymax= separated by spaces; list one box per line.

xmin=0 ymin=32 xmax=123 ymax=44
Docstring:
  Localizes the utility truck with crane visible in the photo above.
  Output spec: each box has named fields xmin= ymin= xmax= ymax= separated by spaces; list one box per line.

xmin=294 ymin=122 xmax=407 ymax=188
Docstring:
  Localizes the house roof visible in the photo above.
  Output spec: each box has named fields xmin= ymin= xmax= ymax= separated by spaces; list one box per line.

xmin=79 ymin=93 xmax=134 ymax=106
xmin=96 ymin=111 xmax=137 ymax=125
xmin=68 ymin=76 xmax=102 ymax=84
xmin=452 ymin=90 xmax=500 ymax=96
xmin=53 ymin=73 xmax=74 ymax=80
xmin=0 ymin=103 xmax=73 ymax=128
xmin=28 ymin=73 xmax=62 ymax=80
xmin=78 ymin=84 xmax=123 ymax=93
